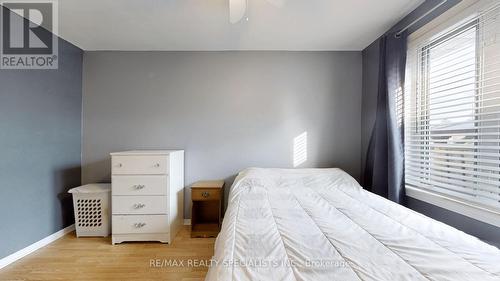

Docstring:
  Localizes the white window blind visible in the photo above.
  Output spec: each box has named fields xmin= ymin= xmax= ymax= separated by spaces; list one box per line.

xmin=405 ymin=2 xmax=500 ymax=211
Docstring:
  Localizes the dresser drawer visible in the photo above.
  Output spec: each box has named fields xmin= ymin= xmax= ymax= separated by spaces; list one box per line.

xmin=112 ymin=215 xmax=169 ymax=234
xmin=112 ymin=196 xmax=167 ymax=215
xmin=112 ymin=175 xmax=167 ymax=196
xmin=112 ymin=155 xmax=168 ymax=175
xmin=192 ymin=188 xmax=221 ymax=201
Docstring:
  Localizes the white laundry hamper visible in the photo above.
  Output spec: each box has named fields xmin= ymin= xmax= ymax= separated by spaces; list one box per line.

xmin=68 ymin=183 xmax=111 ymax=237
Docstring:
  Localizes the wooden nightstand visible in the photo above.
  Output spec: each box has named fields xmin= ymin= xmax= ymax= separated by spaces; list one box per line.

xmin=191 ymin=180 xmax=224 ymax=238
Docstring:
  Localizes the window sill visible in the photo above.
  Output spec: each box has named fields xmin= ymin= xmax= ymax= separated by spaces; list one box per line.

xmin=405 ymin=186 xmax=500 ymax=228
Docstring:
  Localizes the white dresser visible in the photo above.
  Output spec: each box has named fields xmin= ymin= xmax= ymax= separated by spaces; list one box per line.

xmin=110 ymin=150 xmax=184 ymax=244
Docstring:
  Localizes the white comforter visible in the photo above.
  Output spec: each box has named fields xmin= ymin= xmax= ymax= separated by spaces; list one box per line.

xmin=205 ymin=168 xmax=500 ymax=281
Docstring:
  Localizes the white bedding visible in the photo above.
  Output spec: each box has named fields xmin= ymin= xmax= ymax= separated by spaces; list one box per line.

xmin=205 ymin=168 xmax=500 ymax=281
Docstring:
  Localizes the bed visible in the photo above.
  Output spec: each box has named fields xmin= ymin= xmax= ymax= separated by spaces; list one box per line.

xmin=205 ymin=168 xmax=500 ymax=281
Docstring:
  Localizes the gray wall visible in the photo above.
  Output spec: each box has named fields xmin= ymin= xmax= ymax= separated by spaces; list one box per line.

xmin=82 ymin=51 xmax=362 ymax=218
xmin=0 ymin=37 xmax=83 ymax=257
xmin=407 ymin=198 xmax=500 ymax=247
xmin=361 ymin=0 xmax=500 ymax=247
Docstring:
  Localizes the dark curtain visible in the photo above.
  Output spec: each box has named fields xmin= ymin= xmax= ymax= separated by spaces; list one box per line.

xmin=364 ymin=31 xmax=408 ymax=204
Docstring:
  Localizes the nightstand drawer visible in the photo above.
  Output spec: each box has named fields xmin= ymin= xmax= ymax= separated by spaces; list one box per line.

xmin=192 ymin=188 xmax=221 ymax=201
xmin=112 ymin=155 xmax=168 ymax=175
xmin=112 ymin=175 xmax=167 ymax=196
xmin=112 ymin=196 xmax=167 ymax=215
xmin=112 ymin=215 xmax=169 ymax=234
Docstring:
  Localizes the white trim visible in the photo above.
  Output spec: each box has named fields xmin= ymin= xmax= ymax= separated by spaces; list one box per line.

xmin=183 ymin=219 xmax=191 ymax=226
xmin=0 ymin=224 xmax=75 ymax=270
xmin=406 ymin=187 xmax=500 ymax=227
xmin=409 ymin=0 xmax=497 ymax=46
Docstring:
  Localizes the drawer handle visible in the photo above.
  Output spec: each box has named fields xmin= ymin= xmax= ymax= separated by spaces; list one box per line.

xmin=134 ymin=222 xmax=146 ymax=228
xmin=133 ymin=203 xmax=146 ymax=209
xmin=117 ymin=163 xmax=123 ymax=168
xmin=154 ymin=163 xmax=160 ymax=168
xmin=202 ymin=191 xmax=210 ymax=198
xmin=133 ymin=184 xmax=145 ymax=190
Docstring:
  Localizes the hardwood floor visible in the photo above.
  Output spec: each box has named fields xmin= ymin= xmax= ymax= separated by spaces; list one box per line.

xmin=0 ymin=226 xmax=215 ymax=281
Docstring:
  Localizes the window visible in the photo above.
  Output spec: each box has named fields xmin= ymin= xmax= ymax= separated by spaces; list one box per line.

xmin=405 ymin=2 xmax=500 ymax=213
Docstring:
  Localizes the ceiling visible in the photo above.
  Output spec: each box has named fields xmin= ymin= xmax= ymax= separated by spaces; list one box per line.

xmin=57 ymin=0 xmax=424 ymax=51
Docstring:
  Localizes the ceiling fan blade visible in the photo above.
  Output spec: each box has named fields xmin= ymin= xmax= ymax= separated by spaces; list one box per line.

xmin=229 ymin=0 xmax=247 ymax=24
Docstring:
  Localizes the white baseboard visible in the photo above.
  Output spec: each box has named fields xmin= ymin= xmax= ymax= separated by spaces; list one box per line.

xmin=183 ymin=219 xmax=191 ymax=225
xmin=0 ymin=224 xmax=75 ymax=270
